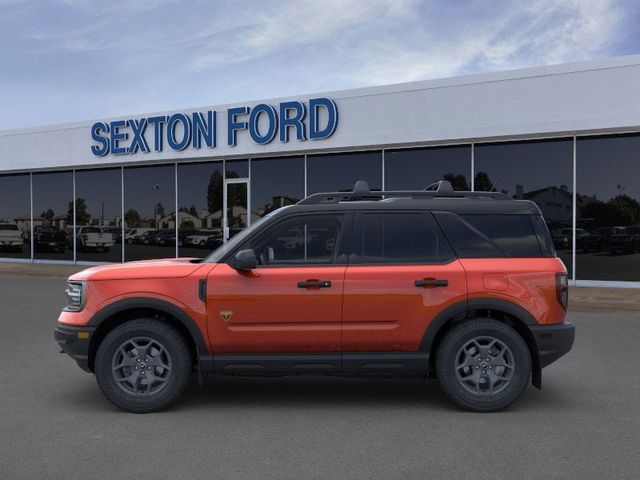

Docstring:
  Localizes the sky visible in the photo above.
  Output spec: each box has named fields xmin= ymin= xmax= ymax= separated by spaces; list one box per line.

xmin=0 ymin=0 xmax=639 ymax=130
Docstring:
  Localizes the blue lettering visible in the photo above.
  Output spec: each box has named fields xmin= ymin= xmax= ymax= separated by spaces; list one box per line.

xmin=110 ymin=120 xmax=128 ymax=155
xmin=147 ymin=116 xmax=167 ymax=152
xmin=90 ymin=122 xmax=110 ymax=156
xmin=279 ymin=101 xmax=307 ymax=142
xmin=227 ymin=107 xmax=249 ymax=146
xmin=249 ymin=104 xmax=278 ymax=145
xmin=127 ymin=118 xmax=150 ymax=154
xmin=192 ymin=111 xmax=216 ymax=149
xmin=309 ymin=97 xmax=338 ymax=140
xmin=167 ymin=114 xmax=192 ymax=151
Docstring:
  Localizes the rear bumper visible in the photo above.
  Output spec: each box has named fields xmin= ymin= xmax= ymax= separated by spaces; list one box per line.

xmin=54 ymin=324 xmax=97 ymax=373
xmin=530 ymin=322 xmax=575 ymax=368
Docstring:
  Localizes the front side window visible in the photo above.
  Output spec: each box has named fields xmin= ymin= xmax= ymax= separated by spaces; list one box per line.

xmin=245 ymin=214 xmax=343 ymax=266
xmin=352 ymin=212 xmax=453 ymax=264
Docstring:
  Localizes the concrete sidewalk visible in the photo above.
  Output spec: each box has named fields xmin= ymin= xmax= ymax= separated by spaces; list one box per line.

xmin=0 ymin=262 xmax=638 ymax=314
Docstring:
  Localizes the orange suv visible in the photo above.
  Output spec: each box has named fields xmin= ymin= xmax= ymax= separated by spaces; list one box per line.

xmin=55 ymin=180 xmax=575 ymax=413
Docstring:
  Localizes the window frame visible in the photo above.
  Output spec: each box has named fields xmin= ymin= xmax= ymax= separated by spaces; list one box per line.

xmin=348 ymin=210 xmax=456 ymax=266
xmin=225 ymin=211 xmax=353 ymax=268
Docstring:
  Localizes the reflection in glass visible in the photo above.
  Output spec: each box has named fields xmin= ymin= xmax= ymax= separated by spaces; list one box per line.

xmin=123 ymin=165 xmax=176 ymax=261
xmin=226 ymin=159 xmax=248 ymax=178
xmin=226 ymin=182 xmax=248 ymax=240
xmin=177 ymin=162 xmax=223 ymax=258
xmin=75 ymin=169 xmax=122 ymax=262
xmin=0 ymin=174 xmax=31 ymax=259
xmin=475 ymin=139 xmax=573 ymax=276
xmin=33 ymin=171 xmax=73 ymax=260
xmin=307 ymin=151 xmax=382 ymax=193
xmin=385 ymin=146 xmax=471 ymax=190
xmin=251 ymin=156 xmax=304 ymax=219
xmin=576 ymin=134 xmax=640 ymax=281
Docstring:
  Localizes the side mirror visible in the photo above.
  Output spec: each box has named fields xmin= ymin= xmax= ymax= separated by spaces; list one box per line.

xmin=230 ymin=248 xmax=258 ymax=270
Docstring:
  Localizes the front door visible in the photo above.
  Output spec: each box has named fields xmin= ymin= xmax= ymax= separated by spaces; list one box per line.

xmin=342 ymin=212 xmax=467 ymax=353
xmin=206 ymin=212 xmax=349 ymax=355
xmin=223 ymin=179 xmax=249 ymax=242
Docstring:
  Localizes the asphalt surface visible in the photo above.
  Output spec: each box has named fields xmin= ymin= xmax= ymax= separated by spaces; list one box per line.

xmin=0 ymin=274 xmax=639 ymax=480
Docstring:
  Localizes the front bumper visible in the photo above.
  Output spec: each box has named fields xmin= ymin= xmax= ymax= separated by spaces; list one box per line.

xmin=54 ymin=324 xmax=97 ymax=372
xmin=530 ymin=322 xmax=575 ymax=368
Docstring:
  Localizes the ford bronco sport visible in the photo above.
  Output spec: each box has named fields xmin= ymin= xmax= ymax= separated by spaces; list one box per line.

xmin=55 ymin=180 xmax=575 ymax=413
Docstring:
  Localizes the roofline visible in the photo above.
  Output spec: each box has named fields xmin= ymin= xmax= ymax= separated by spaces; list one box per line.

xmin=2 ymin=54 xmax=640 ymax=137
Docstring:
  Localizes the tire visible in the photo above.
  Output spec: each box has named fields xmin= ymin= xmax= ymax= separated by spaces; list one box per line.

xmin=95 ymin=318 xmax=192 ymax=413
xmin=435 ymin=318 xmax=531 ymax=412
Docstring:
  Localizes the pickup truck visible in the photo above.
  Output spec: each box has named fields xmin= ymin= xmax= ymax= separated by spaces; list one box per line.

xmin=0 ymin=223 xmax=24 ymax=252
xmin=76 ymin=227 xmax=115 ymax=252
xmin=34 ymin=226 xmax=67 ymax=252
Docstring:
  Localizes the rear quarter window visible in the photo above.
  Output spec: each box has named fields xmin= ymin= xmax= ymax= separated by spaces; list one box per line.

xmin=434 ymin=212 xmax=546 ymax=258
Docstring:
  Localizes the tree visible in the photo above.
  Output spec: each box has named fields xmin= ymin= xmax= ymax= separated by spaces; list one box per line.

xmin=155 ymin=202 xmax=165 ymax=218
xmin=188 ymin=205 xmax=198 ymax=217
xmin=443 ymin=173 xmax=470 ymax=191
xmin=40 ymin=209 xmax=55 ymax=225
xmin=124 ymin=209 xmax=141 ymax=228
xmin=67 ymin=198 xmax=91 ymax=226
xmin=474 ymin=172 xmax=494 ymax=192
xmin=207 ymin=170 xmax=223 ymax=214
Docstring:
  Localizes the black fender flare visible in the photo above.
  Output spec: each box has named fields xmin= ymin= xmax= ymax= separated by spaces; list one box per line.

xmin=420 ymin=297 xmax=542 ymax=388
xmin=87 ymin=297 xmax=209 ymax=356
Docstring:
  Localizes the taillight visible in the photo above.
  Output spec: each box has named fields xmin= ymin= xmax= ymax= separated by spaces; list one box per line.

xmin=556 ymin=272 xmax=568 ymax=310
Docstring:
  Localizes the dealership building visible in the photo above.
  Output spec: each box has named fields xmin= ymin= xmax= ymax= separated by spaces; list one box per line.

xmin=1 ymin=55 xmax=639 ymax=287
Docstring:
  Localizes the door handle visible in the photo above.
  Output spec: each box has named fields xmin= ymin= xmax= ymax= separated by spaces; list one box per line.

xmin=297 ymin=280 xmax=332 ymax=289
xmin=415 ymin=279 xmax=448 ymax=287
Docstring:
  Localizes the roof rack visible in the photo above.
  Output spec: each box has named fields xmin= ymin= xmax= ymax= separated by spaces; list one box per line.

xmin=297 ymin=180 xmax=508 ymax=205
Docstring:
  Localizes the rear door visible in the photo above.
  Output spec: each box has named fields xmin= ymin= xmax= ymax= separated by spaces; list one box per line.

xmin=342 ymin=211 xmax=467 ymax=354
xmin=206 ymin=212 xmax=349 ymax=355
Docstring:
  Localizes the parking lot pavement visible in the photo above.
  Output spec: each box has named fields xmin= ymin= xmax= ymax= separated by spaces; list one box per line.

xmin=1 ymin=274 xmax=639 ymax=480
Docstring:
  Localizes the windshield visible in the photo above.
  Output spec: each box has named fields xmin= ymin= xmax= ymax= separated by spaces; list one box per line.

xmin=203 ymin=207 xmax=291 ymax=263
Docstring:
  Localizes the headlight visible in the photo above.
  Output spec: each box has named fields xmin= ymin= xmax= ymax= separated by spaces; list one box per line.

xmin=64 ymin=281 xmax=86 ymax=312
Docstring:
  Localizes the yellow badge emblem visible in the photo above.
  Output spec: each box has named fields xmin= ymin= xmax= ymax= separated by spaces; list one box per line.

xmin=219 ymin=310 xmax=233 ymax=321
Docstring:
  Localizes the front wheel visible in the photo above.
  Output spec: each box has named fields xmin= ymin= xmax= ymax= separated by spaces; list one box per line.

xmin=435 ymin=319 xmax=531 ymax=412
xmin=95 ymin=319 xmax=192 ymax=413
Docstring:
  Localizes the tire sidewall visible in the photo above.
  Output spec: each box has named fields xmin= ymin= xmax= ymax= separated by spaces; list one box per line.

xmin=436 ymin=319 xmax=531 ymax=412
xmin=95 ymin=319 xmax=191 ymax=413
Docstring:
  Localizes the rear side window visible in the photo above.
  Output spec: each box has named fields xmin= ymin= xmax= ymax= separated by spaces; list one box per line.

xmin=352 ymin=212 xmax=453 ymax=264
xmin=434 ymin=212 xmax=544 ymax=258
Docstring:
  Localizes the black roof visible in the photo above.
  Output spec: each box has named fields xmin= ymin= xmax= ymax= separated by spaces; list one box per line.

xmin=291 ymin=180 xmax=541 ymax=215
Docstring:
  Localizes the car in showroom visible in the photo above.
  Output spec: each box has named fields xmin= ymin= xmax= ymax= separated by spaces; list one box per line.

xmin=55 ymin=180 xmax=574 ymax=414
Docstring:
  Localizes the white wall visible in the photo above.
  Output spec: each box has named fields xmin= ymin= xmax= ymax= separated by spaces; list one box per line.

xmin=1 ymin=55 xmax=640 ymax=172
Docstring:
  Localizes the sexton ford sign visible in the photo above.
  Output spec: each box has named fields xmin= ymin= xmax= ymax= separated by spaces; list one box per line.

xmin=89 ymin=97 xmax=338 ymax=156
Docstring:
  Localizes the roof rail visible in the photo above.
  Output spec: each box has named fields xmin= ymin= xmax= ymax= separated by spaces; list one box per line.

xmin=297 ymin=180 xmax=508 ymax=205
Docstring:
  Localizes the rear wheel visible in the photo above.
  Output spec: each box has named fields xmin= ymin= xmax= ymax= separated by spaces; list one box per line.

xmin=435 ymin=318 xmax=531 ymax=412
xmin=95 ymin=319 xmax=192 ymax=413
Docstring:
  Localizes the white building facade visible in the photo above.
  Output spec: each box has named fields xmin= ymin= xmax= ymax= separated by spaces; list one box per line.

xmin=1 ymin=55 xmax=640 ymax=287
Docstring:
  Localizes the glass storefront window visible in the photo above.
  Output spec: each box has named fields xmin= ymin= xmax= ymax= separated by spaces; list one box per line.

xmin=474 ymin=139 xmax=574 ymax=276
xmin=177 ymin=161 xmax=223 ymax=258
xmin=0 ymin=174 xmax=31 ymax=259
xmin=75 ymin=168 xmax=122 ymax=262
xmin=251 ymin=156 xmax=304 ymax=219
xmin=307 ymin=151 xmax=382 ymax=194
xmin=32 ymin=171 xmax=73 ymax=261
xmin=576 ymin=134 xmax=640 ymax=281
xmin=385 ymin=145 xmax=471 ymax=190
xmin=226 ymin=159 xmax=248 ymax=179
xmin=123 ymin=165 xmax=176 ymax=261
